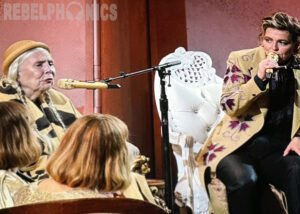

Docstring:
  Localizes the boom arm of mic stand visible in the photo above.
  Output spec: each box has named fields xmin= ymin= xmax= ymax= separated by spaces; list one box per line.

xmin=103 ymin=67 xmax=156 ymax=83
xmin=103 ymin=61 xmax=180 ymax=83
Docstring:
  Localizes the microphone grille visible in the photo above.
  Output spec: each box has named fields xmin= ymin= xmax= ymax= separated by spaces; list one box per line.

xmin=58 ymin=79 xmax=72 ymax=89
xmin=267 ymin=52 xmax=279 ymax=62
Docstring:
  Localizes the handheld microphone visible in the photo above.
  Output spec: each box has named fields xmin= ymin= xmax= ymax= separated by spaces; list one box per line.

xmin=266 ymin=52 xmax=279 ymax=77
xmin=57 ymin=79 xmax=120 ymax=90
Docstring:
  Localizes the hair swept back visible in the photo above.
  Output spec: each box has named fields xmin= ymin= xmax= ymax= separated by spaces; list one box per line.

xmin=0 ymin=101 xmax=42 ymax=169
xmin=259 ymin=12 xmax=300 ymax=47
xmin=46 ymin=113 xmax=131 ymax=192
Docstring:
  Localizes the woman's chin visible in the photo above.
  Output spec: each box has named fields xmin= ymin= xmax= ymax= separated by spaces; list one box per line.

xmin=41 ymin=83 xmax=53 ymax=91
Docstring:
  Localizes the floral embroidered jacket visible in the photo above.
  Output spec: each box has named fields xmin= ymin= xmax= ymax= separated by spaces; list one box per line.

xmin=196 ymin=46 xmax=300 ymax=179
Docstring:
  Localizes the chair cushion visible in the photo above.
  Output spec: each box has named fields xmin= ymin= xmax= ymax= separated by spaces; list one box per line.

xmin=167 ymin=79 xmax=224 ymax=145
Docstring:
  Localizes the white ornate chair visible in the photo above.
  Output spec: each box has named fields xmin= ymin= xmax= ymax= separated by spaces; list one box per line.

xmin=154 ymin=47 xmax=225 ymax=214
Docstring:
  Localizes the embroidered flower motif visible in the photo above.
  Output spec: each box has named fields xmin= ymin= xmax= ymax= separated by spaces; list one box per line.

xmin=243 ymin=74 xmax=251 ymax=83
xmin=243 ymin=67 xmax=253 ymax=83
xmin=229 ymin=114 xmax=253 ymax=132
xmin=224 ymin=65 xmax=242 ymax=84
xmin=203 ymin=143 xmax=225 ymax=164
xmin=221 ymin=97 xmax=235 ymax=111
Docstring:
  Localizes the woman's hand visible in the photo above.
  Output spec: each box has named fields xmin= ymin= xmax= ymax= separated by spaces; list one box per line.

xmin=283 ymin=137 xmax=300 ymax=156
xmin=257 ymin=58 xmax=278 ymax=80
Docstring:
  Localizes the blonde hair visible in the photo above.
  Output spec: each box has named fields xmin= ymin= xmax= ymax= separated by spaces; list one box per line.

xmin=0 ymin=101 xmax=42 ymax=169
xmin=259 ymin=12 xmax=300 ymax=45
xmin=47 ymin=114 xmax=131 ymax=192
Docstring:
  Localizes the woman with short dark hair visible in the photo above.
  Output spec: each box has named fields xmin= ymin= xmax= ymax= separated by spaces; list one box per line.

xmin=197 ymin=12 xmax=300 ymax=214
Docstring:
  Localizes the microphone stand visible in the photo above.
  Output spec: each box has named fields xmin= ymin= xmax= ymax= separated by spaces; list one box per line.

xmin=104 ymin=62 xmax=178 ymax=212
xmin=156 ymin=67 xmax=174 ymax=213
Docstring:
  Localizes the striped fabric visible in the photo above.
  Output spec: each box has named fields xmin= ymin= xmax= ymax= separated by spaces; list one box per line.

xmin=0 ymin=81 xmax=81 ymax=182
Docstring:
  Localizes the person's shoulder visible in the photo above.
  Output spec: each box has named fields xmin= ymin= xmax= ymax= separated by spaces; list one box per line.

xmin=229 ymin=46 xmax=264 ymax=58
xmin=0 ymin=170 xmax=26 ymax=184
xmin=47 ymin=88 xmax=72 ymax=105
xmin=48 ymin=88 xmax=69 ymax=99
xmin=13 ymin=182 xmax=37 ymax=206
xmin=0 ymin=80 xmax=18 ymax=101
xmin=47 ymin=89 xmax=82 ymax=117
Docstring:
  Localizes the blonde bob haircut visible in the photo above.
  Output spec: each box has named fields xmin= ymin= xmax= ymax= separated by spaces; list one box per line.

xmin=46 ymin=113 xmax=131 ymax=192
xmin=0 ymin=101 xmax=42 ymax=169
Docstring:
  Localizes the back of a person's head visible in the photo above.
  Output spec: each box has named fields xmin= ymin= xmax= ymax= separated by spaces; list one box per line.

xmin=47 ymin=113 xmax=131 ymax=192
xmin=0 ymin=101 xmax=42 ymax=169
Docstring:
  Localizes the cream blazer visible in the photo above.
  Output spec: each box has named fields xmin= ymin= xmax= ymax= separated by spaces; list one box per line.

xmin=196 ymin=46 xmax=300 ymax=183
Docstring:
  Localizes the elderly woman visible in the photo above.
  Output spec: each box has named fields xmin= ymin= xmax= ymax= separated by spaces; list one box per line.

xmin=14 ymin=114 xmax=154 ymax=205
xmin=197 ymin=12 xmax=300 ymax=214
xmin=0 ymin=101 xmax=42 ymax=208
xmin=0 ymin=40 xmax=82 ymax=182
xmin=0 ymin=40 xmax=140 ymax=183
